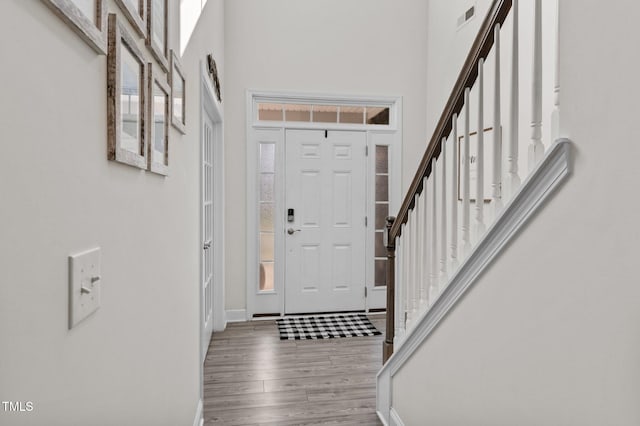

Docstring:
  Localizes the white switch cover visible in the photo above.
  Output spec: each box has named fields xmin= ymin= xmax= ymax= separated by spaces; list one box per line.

xmin=69 ymin=247 xmax=101 ymax=329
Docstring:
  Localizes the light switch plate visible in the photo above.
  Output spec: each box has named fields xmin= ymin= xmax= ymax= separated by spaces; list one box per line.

xmin=69 ymin=247 xmax=101 ymax=329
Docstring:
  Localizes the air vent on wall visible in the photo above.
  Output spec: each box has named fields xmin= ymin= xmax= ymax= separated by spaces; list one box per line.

xmin=457 ymin=5 xmax=476 ymax=30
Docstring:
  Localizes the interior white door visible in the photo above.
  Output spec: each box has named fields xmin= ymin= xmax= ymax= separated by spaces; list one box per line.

xmin=201 ymin=111 xmax=214 ymax=358
xmin=285 ymin=129 xmax=367 ymax=314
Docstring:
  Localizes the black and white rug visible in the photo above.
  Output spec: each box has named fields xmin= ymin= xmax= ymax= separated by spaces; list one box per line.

xmin=276 ymin=313 xmax=382 ymax=340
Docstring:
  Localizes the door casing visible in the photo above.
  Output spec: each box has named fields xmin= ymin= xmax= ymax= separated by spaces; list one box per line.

xmin=246 ymin=91 xmax=402 ymax=318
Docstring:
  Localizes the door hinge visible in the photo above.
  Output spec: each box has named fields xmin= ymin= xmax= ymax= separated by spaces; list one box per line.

xmin=365 ymin=216 xmax=368 ymax=227
xmin=325 ymin=129 xmax=328 ymax=138
xmin=365 ymin=287 xmax=368 ymax=298
xmin=365 ymin=145 xmax=369 ymax=156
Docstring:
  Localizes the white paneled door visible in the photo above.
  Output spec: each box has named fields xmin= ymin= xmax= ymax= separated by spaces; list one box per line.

xmin=285 ymin=129 xmax=367 ymax=314
xmin=201 ymin=111 xmax=214 ymax=358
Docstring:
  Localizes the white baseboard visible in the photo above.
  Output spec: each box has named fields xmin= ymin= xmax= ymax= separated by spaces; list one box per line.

xmin=192 ymin=399 xmax=203 ymax=426
xmin=376 ymin=139 xmax=572 ymax=422
xmin=225 ymin=309 xmax=247 ymax=323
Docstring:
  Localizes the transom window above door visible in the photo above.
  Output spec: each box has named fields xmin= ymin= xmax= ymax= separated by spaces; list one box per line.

xmin=257 ymin=103 xmax=389 ymax=125
xmin=252 ymin=97 xmax=395 ymax=128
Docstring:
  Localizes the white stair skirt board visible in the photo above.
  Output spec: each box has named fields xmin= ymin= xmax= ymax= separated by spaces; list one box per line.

xmin=192 ymin=399 xmax=203 ymax=426
xmin=225 ymin=309 xmax=247 ymax=323
xmin=389 ymin=408 xmax=405 ymax=426
xmin=376 ymin=139 xmax=572 ymax=425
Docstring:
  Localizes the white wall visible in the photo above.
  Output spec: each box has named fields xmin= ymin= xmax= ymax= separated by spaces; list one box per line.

xmin=223 ymin=0 xmax=429 ymax=311
xmin=0 ymin=0 xmax=221 ymax=423
xmin=391 ymin=1 xmax=640 ymax=424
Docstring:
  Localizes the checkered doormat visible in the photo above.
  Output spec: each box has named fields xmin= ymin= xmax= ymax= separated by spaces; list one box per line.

xmin=276 ymin=313 xmax=382 ymax=340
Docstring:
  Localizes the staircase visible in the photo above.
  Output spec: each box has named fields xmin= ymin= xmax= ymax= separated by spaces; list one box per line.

xmin=376 ymin=0 xmax=571 ymax=424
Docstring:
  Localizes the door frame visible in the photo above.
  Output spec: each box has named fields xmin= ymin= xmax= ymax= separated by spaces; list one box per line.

xmin=200 ymin=61 xmax=225 ymax=361
xmin=246 ymin=90 xmax=402 ymax=318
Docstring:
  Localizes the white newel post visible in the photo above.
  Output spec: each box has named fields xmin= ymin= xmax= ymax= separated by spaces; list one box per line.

xmin=462 ymin=88 xmax=472 ymax=256
xmin=506 ymin=0 xmax=521 ymax=198
xmin=439 ymin=139 xmax=448 ymax=287
xmin=475 ymin=58 xmax=486 ymax=240
xmin=449 ymin=115 xmax=459 ymax=272
xmin=529 ymin=0 xmax=544 ymax=171
xmin=492 ymin=24 xmax=503 ymax=215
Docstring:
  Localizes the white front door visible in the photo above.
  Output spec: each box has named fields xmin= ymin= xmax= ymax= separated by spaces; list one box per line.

xmin=284 ymin=129 xmax=367 ymax=314
xmin=201 ymin=110 xmax=214 ymax=359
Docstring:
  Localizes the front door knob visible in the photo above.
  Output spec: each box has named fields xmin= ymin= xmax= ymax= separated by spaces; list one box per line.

xmin=287 ymin=228 xmax=301 ymax=235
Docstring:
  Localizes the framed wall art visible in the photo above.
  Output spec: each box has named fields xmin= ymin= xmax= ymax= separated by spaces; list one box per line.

xmin=113 ymin=0 xmax=146 ymax=37
xmin=457 ymin=127 xmax=500 ymax=202
xmin=147 ymin=64 xmax=170 ymax=175
xmin=170 ymin=50 xmax=186 ymax=134
xmin=146 ymin=0 xmax=169 ymax=72
xmin=43 ymin=0 xmax=107 ymax=54
xmin=107 ymin=13 xmax=148 ymax=169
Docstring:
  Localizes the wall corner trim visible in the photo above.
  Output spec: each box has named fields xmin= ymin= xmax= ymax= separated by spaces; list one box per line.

xmin=376 ymin=139 xmax=572 ymax=421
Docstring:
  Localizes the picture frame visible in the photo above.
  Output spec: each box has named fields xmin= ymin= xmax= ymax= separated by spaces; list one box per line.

xmin=113 ymin=0 xmax=146 ymax=38
xmin=170 ymin=50 xmax=187 ymax=134
xmin=146 ymin=0 xmax=169 ymax=72
xmin=107 ymin=13 xmax=148 ymax=170
xmin=457 ymin=127 xmax=500 ymax=202
xmin=147 ymin=64 xmax=170 ymax=175
xmin=207 ymin=54 xmax=222 ymax=103
xmin=42 ymin=0 xmax=107 ymax=54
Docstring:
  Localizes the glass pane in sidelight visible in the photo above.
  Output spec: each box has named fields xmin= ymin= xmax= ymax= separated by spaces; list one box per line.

xmin=260 ymin=203 xmax=274 ymax=232
xmin=260 ymin=174 xmax=275 ymax=202
xmin=366 ymin=107 xmax=390 ymax=125
xmin=339 ymin=106 xmax=364 ymax=124
xmin=375 ymin=231 xmax=386 ymax=257
xmin=375 ymin=145 xmax=389 ymax=173
xmin=284 ymin=104 xmax=311 ymax=122
xmin=260 ymin=262 xmax=274 ymax=291
xmin=312 ymin=105 xmax=338 ymax=123
xmin=375 ymin=203 xmax=389 ymax=230
xmin=260 ymin=143 xmax=275 ymax=173
xmin=258 ymin=103 xmax=283 ymax=121
xmin=375 ymin=259 xmax=388 ymax=287
xmin=260 ymin=232 xmax=274 ymax=262
xmin=375 ymin=175 xmax=389 ymax=202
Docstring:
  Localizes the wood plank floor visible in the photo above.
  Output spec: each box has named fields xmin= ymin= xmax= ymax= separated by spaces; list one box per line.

xmin=203 ymin=315 xmax=385 ymax=426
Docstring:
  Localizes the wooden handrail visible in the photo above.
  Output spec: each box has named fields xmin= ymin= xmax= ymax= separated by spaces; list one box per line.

xmin=389 ymin=0 xmax=513 ymax=241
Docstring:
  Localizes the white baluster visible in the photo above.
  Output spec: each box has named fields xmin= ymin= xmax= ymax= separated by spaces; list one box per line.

xmin=395 ymin=232 xmax=404 ymax=342
xmin=506 ymin=0 xmax=521 ymax=198
xmin=411 ymin=195 xmax=420 ymax=321
xmin=421 ymin=176 xmax=430 ymax=308
xmin=402 ymin=223 xmax=409 ymax=331
xmin=551 ymin=0 xmax=560 ymax=141
xmin=415 ymin=192 xmax=424 ymax=314
xmin=529 ymin=0 xmax=544 ymax=171
xmin=475 ymin=58 xmax=486 ymax=240
xmin=449 ymin=114 xmax=459 ymax=272
xmin=429 ymin=158 xmax=438 ymax=302
xmin=461 ymin=88 xmax=472 ymax=256
xmin=439 ymin=139 xmax=448 ymax=287
xmin=492 ymin=24 xmax=503 ymax=215
xmin=405 ymin=212 xmax=414 ymax=327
